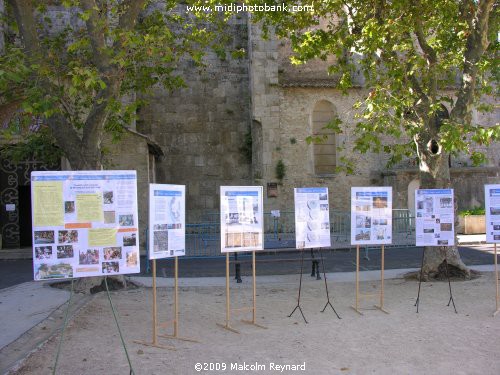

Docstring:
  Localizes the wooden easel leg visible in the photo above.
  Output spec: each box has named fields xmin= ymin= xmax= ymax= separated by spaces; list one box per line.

xmin=351 ymin=245 xmax=363 ymax=315
xmin=153 ymin=260 xmax=158 ymax=343
xmin=241 ymin=251 xmax=267 ymax=329
xmin=135 ymin=260 xmax=176 ymax=350
xmin=374 ymin=245 xmax=389 ymax=314
xmin=174 ymin=256 xmax=178 ymax=337
xmin=158 ymin=257 xmax=200 ymax=342
xmin=493 ymin=244 xmax=500 ymax=317
xmin=217 ymin=252 xmax=240 ymax=333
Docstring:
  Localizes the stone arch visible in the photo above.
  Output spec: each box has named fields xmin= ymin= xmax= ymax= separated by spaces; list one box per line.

xmin=311 ymin=100 xmax=337 ymax=175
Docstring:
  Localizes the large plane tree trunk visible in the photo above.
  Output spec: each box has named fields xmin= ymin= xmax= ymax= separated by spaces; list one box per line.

xmin=414 ymin=112 xmax=470 ymax=281
xmin=408 ymin=1 xmax=494 ymax=281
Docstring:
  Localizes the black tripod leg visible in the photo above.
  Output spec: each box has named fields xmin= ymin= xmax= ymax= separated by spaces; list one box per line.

xmin=288 ymin=249 xmax=308 ymax=323
xmin=444 ymin=258 xmax=457 ymax=313
xmin=287 ymin=304 xmax=308 ymax=324
xmin=318 ymin=248 xmax=341 ymax=319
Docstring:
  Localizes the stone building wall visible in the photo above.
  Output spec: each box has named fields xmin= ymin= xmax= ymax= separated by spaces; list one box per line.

xmin=248 ymin=21 xmax=280 ymax=187
xmin=248 ymin=18 xmax=499 ymax=214
xmin=249 ymin=18 xmax=392 ymax=212
xmin=138 ymin=13 xmax=252 ymax=221
xmin=272 ymin=87 xmax=386 ymax=211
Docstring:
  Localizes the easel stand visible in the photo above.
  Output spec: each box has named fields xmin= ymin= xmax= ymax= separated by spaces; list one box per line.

xmin=414 ymin=247 xmax=457 ymax=313
xmin=134 ymin=259 xmax=176 ymax=350
xmin=217 ymin=251 xmax=266 ymax=333
xmin=52 ymin=279 xmax=74 ymax=375
xmin=351 ymin=245 xmax=389 ymax=315
xmin=53 ymin=278 xmax=136 ymax=375
xmin=317 ymin=248 xmax=341 ymax=319
xmin=158 ymin=257 xmax=199 ymax=342
xmin=494 ymin=244 xmax=499 ymax=317
xmin=288 ymin=249 xmax=308 ymax=323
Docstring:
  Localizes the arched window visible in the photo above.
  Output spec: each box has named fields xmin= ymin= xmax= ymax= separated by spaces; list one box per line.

xmin=312 ymin=100 xmax=337 ymax=175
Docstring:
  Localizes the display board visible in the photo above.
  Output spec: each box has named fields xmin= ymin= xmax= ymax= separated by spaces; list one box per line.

xmin=31 ymin=171 xmax=140 ymax=280
xmin=294 ymin=187 xmax=331 ymax=249
xmin=149 ymin=184 xmax=185 ymax=259
xmin=485 ymin=184 xmax=500 ymax=243
xmin=220 ymin=186 xmax=263 ymax=253
xmin=415 ymin=189 xmax=455 ymax=246
xmin=350 ymin=187 xmax=393 ymax=245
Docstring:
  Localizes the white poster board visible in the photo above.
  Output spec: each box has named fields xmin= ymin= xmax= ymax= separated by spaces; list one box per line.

xmin=415 ymin=189 xmax=455 ymax=246
xmin=485 ymin=184 xmax=500 ymax=243
xmin=220 ymin=186 xmax=263 ymax=253
xmin=350 ymin=187 xmax=393 ymax=245
xmin=149 ymin=184 xmax=185 ymax=259
xmin=31 ymin=170 xmax=140 ymax=280
xmin=294 ymin=187 xmax=331 ymax=249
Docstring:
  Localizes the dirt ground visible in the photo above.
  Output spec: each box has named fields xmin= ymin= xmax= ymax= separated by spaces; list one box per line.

xmin=10 ymin=273 xmax=500 ymax=375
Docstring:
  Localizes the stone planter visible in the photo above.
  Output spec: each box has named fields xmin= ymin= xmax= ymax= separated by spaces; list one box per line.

xmin=459 ymin=215 xmax=486 ymax=234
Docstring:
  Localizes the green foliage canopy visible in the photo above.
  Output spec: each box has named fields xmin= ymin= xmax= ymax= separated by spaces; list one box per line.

xmin=0 ymin=0 xmax=231 ymax=168
xmin=248 ymin=0 xmax=499 ymax=170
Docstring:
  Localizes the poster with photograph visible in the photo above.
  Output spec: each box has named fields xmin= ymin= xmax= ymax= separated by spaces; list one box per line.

xmin=350 ymin=187 xmax=393 ymax=245
xmin=415 ymin=189 xmax=455 ymax=246
xmin=485 ymin=184 xmax=500 ymax=243
xmin=220 ymin=186 xmax=263 ymax=253
xmin=31 ymin=171 xmax=140 ymax=280
xmin=294 ymin=187 xmax=331 ymax=249
xmin=149 ymin=184 xmax=185 ymax=259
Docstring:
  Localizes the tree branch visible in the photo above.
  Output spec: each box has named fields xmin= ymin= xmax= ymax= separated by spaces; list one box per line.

xmin=7 ymin=0 xmax=41 ymax=56
xmin=451 ymin=0 xmax=494 ymax=123
xmin=412 ymin=3 xmax=438 ymax=100
xmin=80 ymin=0 xmax=112 ymax=73
xmin=80 ymin=0 xmax=147 ymax=167
xmin=8 ymin=0 xmax=84 ymax=166
xmin=413 ymin=17 xmax=437 ymax=65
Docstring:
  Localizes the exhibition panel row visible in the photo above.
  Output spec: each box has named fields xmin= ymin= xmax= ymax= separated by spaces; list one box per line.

xmin=30 ymin=170 xmax=500 ymax=281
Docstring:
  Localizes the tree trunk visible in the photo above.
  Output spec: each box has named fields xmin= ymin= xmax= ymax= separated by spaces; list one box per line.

xmin=415 ymin=117 xmax=470 ymax=281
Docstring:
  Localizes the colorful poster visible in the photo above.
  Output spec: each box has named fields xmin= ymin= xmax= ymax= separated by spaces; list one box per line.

xmin=31 ymin=171 xmax=140 ymax=280
xmin=220 ymin=186 xmax=263 ymax=253
xmin=149 ymin=184 xmax=186 ymax=259
xmin=351 ymin=187 xmax=393 ymax=245
xmin=485 ymin=184 xmax=500 ymax=243
xmin=415 ymin=189 xmax=455 ymax=246
xmin=294 ymin=187 xmax=331 ymax=249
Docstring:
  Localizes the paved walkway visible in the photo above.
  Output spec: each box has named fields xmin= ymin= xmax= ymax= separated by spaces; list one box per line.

xmin=1 ymin=263 xmax=498 ymax=374
xmin=0 ymin=234 xmax=496 ymax=374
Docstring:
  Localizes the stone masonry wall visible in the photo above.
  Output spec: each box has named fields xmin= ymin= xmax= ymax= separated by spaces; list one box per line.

xmin=138 ymin=13 xmax=252 ymax=221
xmin=274 ymin=87 xmax=387 ymax=212
xmin=250 ymin=21 xmax=499 ymax=214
